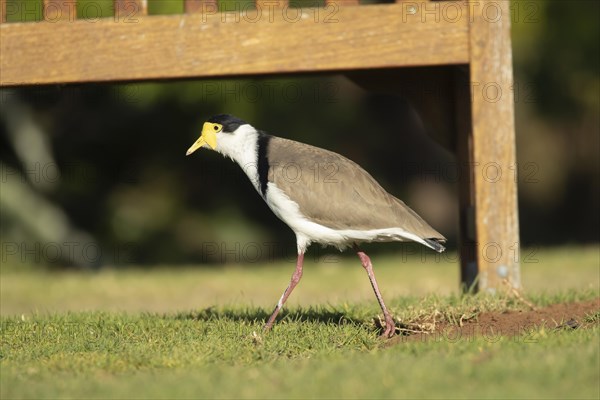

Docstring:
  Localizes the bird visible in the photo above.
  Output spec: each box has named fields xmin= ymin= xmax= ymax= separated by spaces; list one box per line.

xmin=186 ymin=114 xmax=446 ymax=338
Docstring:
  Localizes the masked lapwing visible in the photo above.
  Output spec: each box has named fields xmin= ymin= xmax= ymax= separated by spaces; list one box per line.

xmin=186 ymin=114 xmax=446 ymax=337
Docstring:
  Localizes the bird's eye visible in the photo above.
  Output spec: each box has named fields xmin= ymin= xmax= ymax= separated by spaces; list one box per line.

xmin=214 ymin=126 xmax=219 ymax=131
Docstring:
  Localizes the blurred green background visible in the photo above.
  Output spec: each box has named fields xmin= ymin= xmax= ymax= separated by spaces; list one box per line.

xmin=0 ymin=0 xmax=598 ymax=270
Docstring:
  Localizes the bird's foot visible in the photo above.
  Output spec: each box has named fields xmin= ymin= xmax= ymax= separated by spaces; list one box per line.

xmin=376 ymin=315 xmax=397 ymax=338
xmin=382 ymin=317 xmax=396 ymax=338
xmin=263 ymin=320 xmax=274 ymax=333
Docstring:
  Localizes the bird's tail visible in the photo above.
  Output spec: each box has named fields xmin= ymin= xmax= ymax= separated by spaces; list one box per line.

xmin=423 ymin=238 xmax=446 ymax=253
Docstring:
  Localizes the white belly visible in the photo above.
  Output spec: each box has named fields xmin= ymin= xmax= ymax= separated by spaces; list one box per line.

xmin=264 ymin=183 xmax=427 ymax=253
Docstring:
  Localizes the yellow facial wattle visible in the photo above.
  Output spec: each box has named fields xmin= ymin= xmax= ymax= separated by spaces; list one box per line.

xmin=186 ymin=122 xmax=221 ymax=155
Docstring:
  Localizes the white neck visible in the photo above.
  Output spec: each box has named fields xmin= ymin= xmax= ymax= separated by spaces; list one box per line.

xmin=214 ymin=124 xmax=261 ymax=191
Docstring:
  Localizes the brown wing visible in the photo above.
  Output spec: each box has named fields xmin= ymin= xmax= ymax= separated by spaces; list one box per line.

xmin=266 ymin=136 xmax=445 ymax=241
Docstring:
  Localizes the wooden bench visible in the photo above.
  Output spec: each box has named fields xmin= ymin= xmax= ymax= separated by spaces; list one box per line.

xmin=0 ymin=0 xmax=520 ymax=292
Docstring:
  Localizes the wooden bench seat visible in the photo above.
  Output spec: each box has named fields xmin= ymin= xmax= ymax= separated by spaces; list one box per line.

xmin=0 ymin=0 xmax=520 ymax=292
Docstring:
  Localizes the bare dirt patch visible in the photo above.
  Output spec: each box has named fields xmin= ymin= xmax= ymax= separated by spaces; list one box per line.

xmin=390 ymin=298 xmax=600 ymax=344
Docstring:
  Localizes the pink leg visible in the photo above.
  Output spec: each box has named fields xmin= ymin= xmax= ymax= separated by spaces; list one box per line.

xmin=354 ymin=244 xmax=396 ymax=338
xmin=264 ymin=252 xmax=304 ymax=331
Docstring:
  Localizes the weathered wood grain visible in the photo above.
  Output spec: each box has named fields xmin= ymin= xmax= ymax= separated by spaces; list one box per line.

xmin=255 ymin=0 xmax=289 ymax=9
xmin=43 ymin=0 xmax=77 ymax=21
xmin=395 ymin=0 xmax=431 ymax=4
xmin=185 ymin=0 xmax=218 ymax=13
xmin=467 ymin=0 xmax=520 ymax=291
xmin=0 ymin=0 xmax=6 ymax=23
xmin=0 ymin=3 xmax=469 ymax=86
xmin=325 ymin=0 xmax=359 ymax=6
xmin=115 ymin=0 xmax=147 ymax=20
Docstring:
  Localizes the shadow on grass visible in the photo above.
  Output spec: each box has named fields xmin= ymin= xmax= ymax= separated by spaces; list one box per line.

xmin=170 ymin=306 xmax=374 ymax=330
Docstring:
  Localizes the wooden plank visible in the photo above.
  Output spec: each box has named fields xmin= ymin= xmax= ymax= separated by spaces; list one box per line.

xmin=184 ymin=0 xmax=218 ymax=13
xmin=255 ymin=0 xmax=288 ymax=9
xmin=325 ymin=0 xmax=359 ymax=6
xmin=0 ymin=3 xmax=469 ymax=86
xmin=115 ymin=0 xmax=147 ymax=20
xmin=43 ymin=0 xmax=77 ymax=21
xmin=467 ymin=0 xmax=520 ymax=292
xmin=0 ymin=0 xmax=6 ymax=23
xmin=395 ymin=0 xmax=431 ymax=4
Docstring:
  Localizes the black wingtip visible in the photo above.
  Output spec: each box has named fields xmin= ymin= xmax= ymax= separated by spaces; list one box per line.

xmin=424 ymin=239 xmax=446 ymax=253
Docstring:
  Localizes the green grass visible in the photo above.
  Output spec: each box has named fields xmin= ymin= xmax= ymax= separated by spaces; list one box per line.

xmin=1 ymin=246 xmax=599 ymax=399
xmin=2 ymin=246 xmax=598 ymax=315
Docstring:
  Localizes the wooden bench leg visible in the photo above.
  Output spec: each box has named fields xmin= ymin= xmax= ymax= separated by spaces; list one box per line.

xmin=0 ymin=0 xmax=6 ymax=23
xmin=463 ymin=0 xmax=521 ymax=292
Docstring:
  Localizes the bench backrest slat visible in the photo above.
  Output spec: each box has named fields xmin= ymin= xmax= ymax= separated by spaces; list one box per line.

xmin=115 ymin=0 xmax=148 ymax=18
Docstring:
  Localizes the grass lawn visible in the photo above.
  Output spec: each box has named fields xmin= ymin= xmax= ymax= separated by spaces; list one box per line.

xmin=1 ymin=246 xmax=599 ymax=399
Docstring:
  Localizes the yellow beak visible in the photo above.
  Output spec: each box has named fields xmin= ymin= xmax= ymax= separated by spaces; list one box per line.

xmin=186 ymin=122 xmax=219 ymax=156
